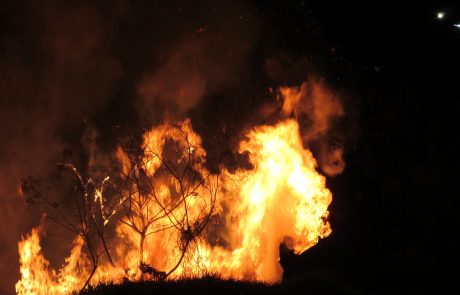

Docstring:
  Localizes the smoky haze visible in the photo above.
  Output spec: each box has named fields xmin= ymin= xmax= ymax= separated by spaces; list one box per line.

xmin=0 ymin=1 xmax=352 ymax=294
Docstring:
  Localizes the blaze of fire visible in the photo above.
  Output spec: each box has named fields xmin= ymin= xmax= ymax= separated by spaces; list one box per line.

xmin=16 ymin=89 xmax=333 ymax=293
xmin=191 ymin=119 xmax=332 ymax=282
xmin=15 ymin=228 xmax=89 ymax=294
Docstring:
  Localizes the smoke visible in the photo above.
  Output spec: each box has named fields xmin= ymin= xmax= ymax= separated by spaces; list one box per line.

xmin=0 ymin=0 xmax=353 ymax=293
xmin=0 ymin=1 xmax=125 ymax=293
xmin=137 ymin=46 xmax=208 ymax=121
xmin=277 ymin=78 xmax=346 ymax=177
xmin=135 ymin=0 xmax=258 ymax=123
xmin=0 ymin=120 xmax=62 ymax=295
xmin=265 ymin=55 xmax=349 ymax=177
xmin=0 ymin=0 xmax=259 ymax=292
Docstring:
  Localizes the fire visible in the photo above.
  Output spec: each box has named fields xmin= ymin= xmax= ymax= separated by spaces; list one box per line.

xmin=16 ymin=88 xmax=334 ymax=294
xmin=191 ymin=119 xmax=332 ymax=282
xmin=16 ymin=228 xmax=89 ymax=295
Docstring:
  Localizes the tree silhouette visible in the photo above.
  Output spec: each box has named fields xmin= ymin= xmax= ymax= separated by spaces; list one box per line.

xmin=21 ymin=164 xmax=117 ymax=290
xmin=21 ymin=122 xmax=220 ymax=288
xmin=115 ymin=124 xmax=219 ymax=280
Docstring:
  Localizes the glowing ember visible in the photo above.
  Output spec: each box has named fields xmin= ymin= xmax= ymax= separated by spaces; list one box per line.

xmin=16 ymin=87 xmax=334 ymax=294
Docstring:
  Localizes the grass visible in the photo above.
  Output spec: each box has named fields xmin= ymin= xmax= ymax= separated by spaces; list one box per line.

xmin=79 ymin=272 xmax=361 ymax=295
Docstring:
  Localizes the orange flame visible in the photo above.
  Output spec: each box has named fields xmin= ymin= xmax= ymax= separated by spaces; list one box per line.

xmin=16 ymin=228 xmax=89 ymax=294
xmin=16 ymin=88 xmax=334 ymax=293
xmin=189 ymin=119 xmax=332 ymax=282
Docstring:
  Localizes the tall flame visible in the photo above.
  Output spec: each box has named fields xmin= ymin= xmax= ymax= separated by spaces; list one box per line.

xmin=16 ymin=91 xmax=334 ymax=293
xmin=188 ymin=119 xmax=332 ymax=282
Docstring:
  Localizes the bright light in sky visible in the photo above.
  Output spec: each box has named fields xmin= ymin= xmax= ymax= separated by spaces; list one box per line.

xmin=437 ymin=11 xmax=445 ymax=19
xmin=455 ymin=24 xmax=460 ymax=28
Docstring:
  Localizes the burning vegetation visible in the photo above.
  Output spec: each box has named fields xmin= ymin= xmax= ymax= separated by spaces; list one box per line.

xmin=0 ymin=1 xmax=351 ymax=294
xmin=15 ymin=83 xmax=339 ymax=294
xmin=4 ymin=1 xmax=459 ymax=294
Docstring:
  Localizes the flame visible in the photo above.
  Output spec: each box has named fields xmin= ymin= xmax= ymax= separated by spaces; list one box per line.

xmin=15 ymin=228 xmax=89 ymax=295
xmin=190 ymin=119 xmax=332 ymax=282
xmin=16 ymin=89 xmax=334 ymax=294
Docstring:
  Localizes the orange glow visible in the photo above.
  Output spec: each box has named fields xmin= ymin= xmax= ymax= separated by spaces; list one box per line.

xmin=16 ymin=87 xmax=333 ymax=293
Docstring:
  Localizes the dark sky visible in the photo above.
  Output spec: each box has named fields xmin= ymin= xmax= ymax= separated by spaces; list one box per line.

xmin=1 ymin=1 xmax=460 ymax=294
xmin=305 ymin=1 xmax=460 ymax=293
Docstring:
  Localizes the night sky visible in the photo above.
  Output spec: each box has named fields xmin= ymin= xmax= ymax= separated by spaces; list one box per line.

xmin=1 ymin=1 xmax=460 ymax=294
